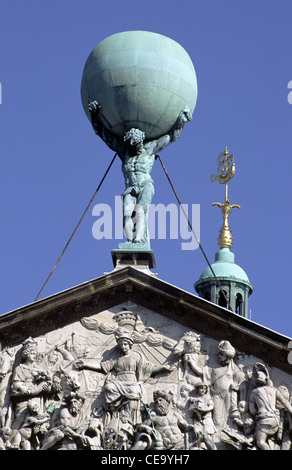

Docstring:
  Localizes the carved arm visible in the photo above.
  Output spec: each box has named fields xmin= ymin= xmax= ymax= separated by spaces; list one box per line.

xmin=88 ymin=100 xmax=125 ymax=155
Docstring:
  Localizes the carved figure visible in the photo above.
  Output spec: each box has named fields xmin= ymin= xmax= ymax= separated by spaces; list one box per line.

xmin=132 ymin=389 xmax=193 ymax=450
xmin=276 ymin=385 xmax=292 ymax=450
xmin=176 ymin=384 xmax=194 ymax=423
xmin=173 ymin=332 xmax=203 ymax=386
xmin=203 ymin=340 xmax=244 ymax=431
xmin=9 ymin=338 xmax=53 ymax=443
xmin=221 ymin=365 xmax=256 ymax=449
xmin=232 ymin=366 xmax=254 ymax=426
xmin=0 ymin=427 xmax=12 ymax=450
xmin=10 ymin=399 xmax=51 ymax=450
xmin=0 ymin=346 xmax=16 ymax=428
xmin=41 ymin=393 xmax=89 ymax=450
xmin=88 ymin=100 xmax=191 ymax=248
xmin=81 ymin=309 xmax=172 ymax=349
xmin=75 ymin=331 xmax=173 ymax=428
xmin=189 ymin=382 xmax=216 ymax=450
xmin=249 ymin=363 xmax=292 ymax=450
xmin=0 ymin=312 xmax=291 ymax=451
xmin=84 ymin=407 xmax=103 ymax=450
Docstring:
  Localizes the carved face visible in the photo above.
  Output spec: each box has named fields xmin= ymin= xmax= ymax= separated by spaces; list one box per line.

xmin=184 ymin=337 xmax=201 ymax=353
xmin=64 ymin=372 xmax=80 ymax=390
xmin=124 ymin=128 xmax=145 ymax=148
xmin=52 ymin=374 xmax=62 ymax=391
xmin=218 ymin=352 xmax=230 ymax=365
xmin=117 ymin=338 xmax=132 ymax=355
xmin=238 ymin=400 xmax=247 ymax=414
xmin=1 ymin=427 xmax=11 ymax=440
xmin=244 ymin=367 xmax=253 ymax=380
xmin=254 ymin=370 xmax=267 ymax=386
xmin=154 ymin=396 xmax=170 ymax=416
xmin=69 ymin=397 xmax=84 ymax=415
xmin=23 ymin=348 xmax=37 ymax=363
xmin=48 ymin=350 xmax=60 ymax=364
xmin=27 ymin=399 xmax=40 ymax=414
xmin=197 ymin=384 xmax=208 ymax=396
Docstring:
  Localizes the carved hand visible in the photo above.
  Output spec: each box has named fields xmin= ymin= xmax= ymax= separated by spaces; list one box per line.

xmin=180 ymin=108 xmax=192 ymax=123
xmin=64 ymin=427 xmax=78 ymax=438
xmin=40 ymin=382 xmax=52 ymax=393
xmin=74 ymin=359 xmax=85 ymax=370
xmin=88 ymin=100 xmax=101 ymax=114
xmin=184 ymin=353 xmax=191 ymax=363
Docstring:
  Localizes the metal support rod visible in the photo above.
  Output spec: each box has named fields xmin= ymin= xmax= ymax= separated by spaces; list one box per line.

xmin=34 ymin=153 xmax=117 ymax=302
xmin=156 ymin=154 xmax=232 ymax=311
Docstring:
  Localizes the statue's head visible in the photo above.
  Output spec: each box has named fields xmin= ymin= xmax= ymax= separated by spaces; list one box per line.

xmin=196 ymin=381 xmax=209 ymax=395
xmin=124 ymin=128 xmax=145 ymax=150
xmin=153 ymin=389 xmax=174 ymax=415
xmin=115 ymin=330 xmax=134 ymax=356
xmin=22 ymin=337 xmax=38 ymax=362
xmin=217 ymin=340 xmax=235 ymax=364
xmin=173 ymin=331 xmax=201 ymax=357
xmin=65 ymin=392 xmax=85 ymax=415
xmin=115 ymin=330 xmax=133 ymax=344
xmin=27 ymin=399 xmax=40 ymax=414
xmin=252 ymin=363 xmax=269 ymax=387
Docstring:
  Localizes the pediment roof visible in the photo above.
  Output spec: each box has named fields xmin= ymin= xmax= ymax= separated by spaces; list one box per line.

xmin=1 ymin=266 xmax=291 ymax=374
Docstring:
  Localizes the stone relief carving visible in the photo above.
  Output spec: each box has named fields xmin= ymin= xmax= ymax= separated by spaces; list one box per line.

xmin=0 ymin=308 xmax=291 ymax=450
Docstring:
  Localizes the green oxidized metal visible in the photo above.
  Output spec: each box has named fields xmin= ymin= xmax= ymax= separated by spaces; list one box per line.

xmin=196 ymin=248 xmax=253 ymax=286
xmin=81 ymin=30 xmax=197 ymax=140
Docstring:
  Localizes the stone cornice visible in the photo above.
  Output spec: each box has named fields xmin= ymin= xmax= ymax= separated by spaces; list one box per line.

xmin=0 ymin=266 xmax=290 ymax=373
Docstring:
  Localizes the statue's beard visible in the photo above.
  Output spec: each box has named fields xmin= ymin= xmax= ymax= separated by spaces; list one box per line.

xmin=128 ymin=141 xmax=143 ymax=155
xmin=124 ymin=136 xmax=144 ymax=155
xmin=155 ymin=403 xmax=168 ymax=415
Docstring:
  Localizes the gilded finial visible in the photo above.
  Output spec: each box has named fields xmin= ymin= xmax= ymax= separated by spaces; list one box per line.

xmin=211 ymin=147 xmax=240 ymax=249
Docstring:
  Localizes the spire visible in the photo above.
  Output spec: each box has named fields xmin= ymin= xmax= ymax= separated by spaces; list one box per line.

xmin=194 ymin=147 xmax=253 ymax=318
xmin=210 ymin=147 xmax=240 ymax=249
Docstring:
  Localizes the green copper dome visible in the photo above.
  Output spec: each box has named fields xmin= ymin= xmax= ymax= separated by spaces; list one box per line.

xmin=195 ymin=247 xmax=253 ymax=292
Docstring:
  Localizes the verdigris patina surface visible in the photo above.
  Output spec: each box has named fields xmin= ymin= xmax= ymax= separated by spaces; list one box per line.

xmin=81 ymin=31 xmax=197 ymax=139
xmin=88 ymin=100 xmax=191 ymax=249
xmin=81 ymin=31 xmax=196 ymax=250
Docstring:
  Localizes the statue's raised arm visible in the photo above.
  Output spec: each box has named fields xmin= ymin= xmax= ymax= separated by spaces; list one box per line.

xmin=89 ymin=101 xmax=191 ymax=158
xmin=170 ymin=108 xmax=192 ymax=143
xmin=88 ymin=100 xmax=125 ymax=155
xmin=146 ymin=108 xmax=192 ymax=154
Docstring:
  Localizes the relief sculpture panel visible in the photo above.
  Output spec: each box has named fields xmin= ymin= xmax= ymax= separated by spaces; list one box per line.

xmin=0 ymin=304 xmax=291 ymax=451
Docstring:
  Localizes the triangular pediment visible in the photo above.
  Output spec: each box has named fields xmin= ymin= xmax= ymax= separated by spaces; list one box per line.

xmin=0 ymin=267 xmax=291 ymax=451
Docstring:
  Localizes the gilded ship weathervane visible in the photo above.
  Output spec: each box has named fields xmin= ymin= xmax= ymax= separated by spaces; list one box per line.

xmin=211 ymin=147 xmax=240 ymax=249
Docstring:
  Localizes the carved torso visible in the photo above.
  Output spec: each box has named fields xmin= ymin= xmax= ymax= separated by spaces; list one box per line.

xmin=121 ymin=151 xmax=155 ymax=190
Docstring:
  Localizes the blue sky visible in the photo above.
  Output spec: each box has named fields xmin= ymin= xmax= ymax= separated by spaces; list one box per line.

xmin=0 ymin=0 xmax=291 ymax=338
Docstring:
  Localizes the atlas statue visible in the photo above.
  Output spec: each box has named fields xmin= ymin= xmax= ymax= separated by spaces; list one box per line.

xmin=81 ymin=31 xmax=197 ymax=251
xmin=88 ymin=100 xmax=192 ymax=248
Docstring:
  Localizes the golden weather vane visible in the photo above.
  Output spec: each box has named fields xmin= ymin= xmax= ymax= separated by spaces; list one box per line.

xmin=211 ymin=147 xmax=240 ymax=249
